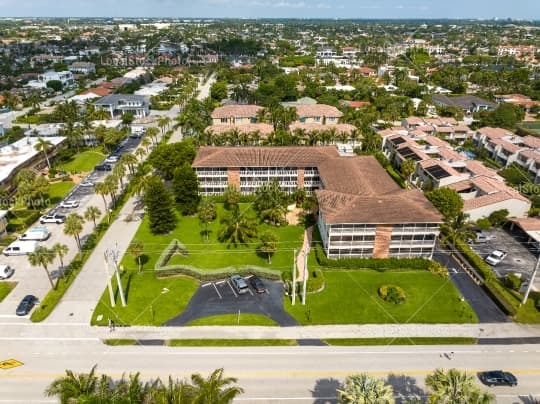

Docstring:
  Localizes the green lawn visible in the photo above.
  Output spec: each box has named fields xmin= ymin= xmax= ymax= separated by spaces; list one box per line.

xmin=285 ymin=270 xmax=478 ymax=325
xmin=46 ymin=181 xmax=75 ymax=205
xmin=325 ymin=337 xmax=478 ymax=346
xmin=103 ymin=339 xmax=138 ymax=346
xmin=0 ymin=282 xmax=16 ymax=302
xmin=91 ymin=271 xmax=199 ymax=326
xmin=166 ymin=339 xmax=298 ymax=347
xmin=57 ymin=150 xmax=105 ymax=173
xmin=121 ymin=203 xmax=304 ymax=273
xmin=186 ymin=313 xmax=278 ymax=326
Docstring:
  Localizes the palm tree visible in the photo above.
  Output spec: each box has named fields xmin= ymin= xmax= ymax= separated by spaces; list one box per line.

xmin=445 ymin=212 xmax=475 ymax=246
xmin=259 ymin=231 xmax=278 ymax=264
xmin=84 ymin=205 xmax=102 ymax=228
xmin=197 ymin=198 xmax=217 ymax=242
xmin=132 ymin=173 xmax=152 ymax=197
xmin=400 ymin=158 xmax=416 ymax=186
xmin=64 ymin=213 xmax=85 ymax=252
xmin=135 ymin=147 xmax=146 ymax=161
xmin=45 ymin=365 xmax=99 ymax=404
xmin=155 ymin=376 xmax=196 ymax=403
xmin=337 ymin=373 xmax=395 ymax=404
xmin=218 ymin=205 xmax=258 ymax=247
xmin=128 ymin=240 xmax=144 ymax=273
xmin=52 ymin=243 xmax=69 ymax=270
xmin=158 ymin=116 xmax=171 ymax=134
xmin=119 ymin=153 xmax=138 ymax=176
xmin=27 ymin=246 xmax=56 ymax=289
xmin=145 ymin=127 xmax=160 ymax=145
xmin=34 ymin=137 xmax=53 ymax=169
xmin=113 ymin=163 xmax=126 ymax=188
xmin=104 ymin=174 xmax=119 ymax=206
xmin=425 ymin=368 xmax=495 ymax=404
xmin=223 ymin=184 xmax=241 ymax=209
xmin=190 ymin=368 xmax=244 ymax=404
xmin=94 ymin=182 xmax=109 ymax=211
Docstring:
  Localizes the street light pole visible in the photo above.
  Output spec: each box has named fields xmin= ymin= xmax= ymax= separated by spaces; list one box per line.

xmin=103 ymin=252 xmax=115 ymax=307
xmin=112 ymin=244 xmax=127 ymax=307
xmin=522 ymin=253 xmax=540 ymax=305
xmin=292 ymin=249 xmax=297 ymax=306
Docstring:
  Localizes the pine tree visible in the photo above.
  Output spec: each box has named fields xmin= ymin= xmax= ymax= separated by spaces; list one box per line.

xmin=172 ymin=163 xmax=201 ymax=216
xmin=143 ymin=176 xmax=177 ymax=234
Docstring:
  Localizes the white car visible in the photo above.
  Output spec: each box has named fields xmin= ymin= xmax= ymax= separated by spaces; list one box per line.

xmin=79 ymin=180 xmax=94 ymax=187
xmin=485 ymin=250 xmax=507 ymax=266
xmin=105 ymin=155 xmax=120 ymax=163
xmin=0 ymin=264 xmax=14 ymax=279
xmin=60 ymin=200 xmax=79 ymax=208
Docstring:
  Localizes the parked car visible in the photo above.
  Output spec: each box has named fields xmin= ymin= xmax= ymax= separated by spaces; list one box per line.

xmin=40 ymin=213 xmax=66 ymax=224
xmin=105 ymin=155 xmax=120 ymax=163
xmin=249 ymin=275 xmax=266 ymax=293
xmin=60 ymin=200 xmax=79 ymax=208
xmin=485 ymin=250 xmax=507 ymax=266
xmin=16 ymin=295 xmax=38 ymax=316
xmin=79 ymin=180 xmax=94 ymax=187
xmin=19 ymin=226 xmax=50 ymax=241
xmin=478 ymin=370 xmax=517 ymax=387
xmin=230 ymin=275 xmax=249 ymax=294
xmin=95 ymin=163 xmax=112 ymax=171
xmin=471 ymin=228 xmax=491 ymax=243
xmin=3 ymin=241 xmax=39 ymax=256
xmin=0 ymin=264 xmax=14 ymax=279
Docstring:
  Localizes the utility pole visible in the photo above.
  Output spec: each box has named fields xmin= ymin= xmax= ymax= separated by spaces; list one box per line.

xmin=106 ymin=245 xmax=127 ymax=307
xmin=301 ymin=248 xmax=309 ymax=305
xmin=103 ymin=252 xmax=115 ymax=307
xmin=522 ymin=253 xmax=540 ymax=305
xmin=292 ymin=249 xmax=297 ymax=306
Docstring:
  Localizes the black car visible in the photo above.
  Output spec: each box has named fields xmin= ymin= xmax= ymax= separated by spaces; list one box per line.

xmin=249 ymin=276 xmax=266 ymax=293
xmin=95 ymin=163 xmax=112 ymax=171
xmin=478 ymin=370 xmax=518 ymax=387
xmin=16 ymin=295 xmax=37 ymax=316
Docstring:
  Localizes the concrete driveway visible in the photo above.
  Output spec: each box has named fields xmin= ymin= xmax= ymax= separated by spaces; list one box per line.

xmin=165 ymin=277 xmax=299 ymax=327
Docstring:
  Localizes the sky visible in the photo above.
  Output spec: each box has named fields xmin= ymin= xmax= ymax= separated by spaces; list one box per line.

xmin=0 ymin=0 xmax=539 ymax=19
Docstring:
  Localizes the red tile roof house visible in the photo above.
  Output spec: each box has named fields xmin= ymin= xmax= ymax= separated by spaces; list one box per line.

xmin=211 ymin=105 xmax=263 ymax=125
xmin=192 ymin=146 xmax=443 ymax=259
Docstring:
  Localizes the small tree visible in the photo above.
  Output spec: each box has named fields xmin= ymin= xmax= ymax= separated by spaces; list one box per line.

xmin=46 ymin=80 xmax=62 ymax=92
xmin=52 ymin=243 xmax=69 ymax=270
xmin=128 ymin=240 xmax=144 ymax=274
xmin=28 ymin=246 xmax=56 ymax=289
xmin=64 ymin=213 xmax=85 ymax=252
xmin=223 ymin=185 xmax=241 ymax=209
xmin=400 ymin=158 xmax=416 ymax=184
xmin=84 ymin=206 xmax=102 ymax=228
xmin=488 ymin=209 xmax=509 ymax=227
xmin=426 ymin=187 xmax=463 ymax=223
xmin=197 ymin=199 xmax=217 ymax=242
xmin=258 ymin=231 xmax=278 ymax=264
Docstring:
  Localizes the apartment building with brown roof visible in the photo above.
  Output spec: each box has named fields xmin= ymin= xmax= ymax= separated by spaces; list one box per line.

xmin=192 ymin=146 xmax=442 ymax=259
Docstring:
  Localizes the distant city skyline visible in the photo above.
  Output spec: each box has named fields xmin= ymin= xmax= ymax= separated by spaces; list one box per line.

xmin=0 ymin=0 xmax=539 ymax=20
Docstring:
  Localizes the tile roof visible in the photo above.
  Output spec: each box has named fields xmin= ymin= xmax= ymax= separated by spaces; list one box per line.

xmin=518 ymin=149 xmax=540 ymax=163
xmin=192 ymin=146 xmax=340 ymax=168
xmin=465 ymin=160 xmax=499 ymax=177
xmin=522 ymin=136 xmax=540 ymax=149
xmin=211 ymin=105 xmax=263 ymax=119
xmin=477 ymin=126 xmax=513 ymax=139
xmin=205 ymin=123 xmax=274 ymax=136
xmin=295 ymin=104 xmax=343 ymax=118
xmin=511 ymin=217 xmax=540 ymax=232
xmin=289 ymin=123 xmax=357 ymax=134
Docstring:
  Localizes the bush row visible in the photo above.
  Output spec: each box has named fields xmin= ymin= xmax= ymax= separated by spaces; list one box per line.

xmin=155 ymin=239 xmax=189 ymax=268
xmin=314 ymin=245 xmax=431 ymax=271
xmin=7 ymin=209 xmax=41 ymax=233
xmin=156 ymin=264 xmax=282 ymax=282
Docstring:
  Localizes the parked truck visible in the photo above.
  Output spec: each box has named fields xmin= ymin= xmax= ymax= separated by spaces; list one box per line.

xmin=19 ymin=226 xmax=50 ymax=241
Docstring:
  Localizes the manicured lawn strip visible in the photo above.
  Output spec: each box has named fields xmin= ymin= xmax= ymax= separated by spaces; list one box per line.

xmin=103 ymin=339 xmax=138 ymax=346
xmin=325 ymin=337 xmax=478 ymax=346
xmin=0 ymin=282 xmax=17 ymax=302
xmin=285 ymin=270 xmax=478 ymax=325
xmin=515 ymin=292 xmax=540 ymax=323
xmin=121 ymin=203 xmax=304 ymax=273
xmin=166 ymin=339 xmax=298 ymax=347
xmin=58 ymin=150 xmax=105 ymax=173
xmin=46 ymin=181 xmax=75 ymax=205
xmin=91 ymin=272 xmax=199 ymax=326
xmin=185 ymin=313 xmax=278 ymax=326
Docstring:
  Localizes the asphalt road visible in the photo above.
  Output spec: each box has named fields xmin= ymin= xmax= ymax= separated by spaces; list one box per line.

xmin=0 ymin=339 xmax=539 ymax=403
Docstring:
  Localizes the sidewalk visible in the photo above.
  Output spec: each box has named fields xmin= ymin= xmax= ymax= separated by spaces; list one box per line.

xmin=45 ymin=196 xmax=144 ymax=324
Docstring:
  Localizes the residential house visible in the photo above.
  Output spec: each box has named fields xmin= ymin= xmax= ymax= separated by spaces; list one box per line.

xmin=431 ymin=95 xmax=497 ymax=114
xmin=25 ymin=70 xmax=74 ymax=89
xmin=210 ymin=105 xmax=262 ymax=125
xmin=69 ymin=62 xmax=96 ymax=75
xmin=94 ymin=94 xmax=150 ymax=119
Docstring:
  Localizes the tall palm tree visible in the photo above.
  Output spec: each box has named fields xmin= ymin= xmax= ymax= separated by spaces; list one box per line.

xmin=34 ymin=137 xmax=53 ymax=169
xmin=135 ymin=147 xmax=146 ymax=161
xmin=84 ymin=205 xmax=102 ymax=228
xmin=218 ymin=205 xmax=258 ymax=247
xmin=158 ymin=116 xmax=172 ymax=134
xmin=52 ymin=243 xmax=69 ymax=270
xmin=27 ymin=246 xmax=56 ymax=289
xmin=145 ymin=127 xmax=160 ymax=145
xmin=337 ymin=373 xmax=395 ymax=404
xmin=104 ymin=175 xmax=119 ymax=206
xmin=94 ymin=182 xmax=109 ymax=211
xmin=190 ymin=368 xmax=244 ymax=404
xmin=45 ymin=365 xmax=99 ymax=404
xmin=113 ymin=163 xmax=126 ymax=188
xmin=425 ymin=368 xmax=494 ymax=404
xmin=63 ymin=213 xmax=85 ymax=252
xmin=119 ymin=153 xmax=138 ymax=176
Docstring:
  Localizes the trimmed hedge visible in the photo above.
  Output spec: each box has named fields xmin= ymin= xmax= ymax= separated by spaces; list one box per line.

xmin=454 ymin=238 xmax=494 ymax=281
xmin=155 ymin=239 xmax=189 ymax=268
xmin=155 ymin=264 xmax=282 ymax=282
xmin=314 ymin=245 xmax=431 ymax=271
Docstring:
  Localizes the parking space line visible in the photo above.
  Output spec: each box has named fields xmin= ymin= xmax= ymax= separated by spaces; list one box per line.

xmin=247 ymin=286 xmax=254 ymax=296
xmin=212 ymin=283 xmax=222 ymax=299
xmin=227 ymin=281 xmax=238 ymax=298
xmin=201 ymin=283 xmax=212 ymax=288
xmin=215 ymin=280 xmax=226 ymax=285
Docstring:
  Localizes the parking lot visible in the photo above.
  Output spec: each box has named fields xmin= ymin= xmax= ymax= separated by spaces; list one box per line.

xmin=468 ymin=228 xmax=537 ymax=285
xmin=165 ymin=276 xmax=299 ymax=326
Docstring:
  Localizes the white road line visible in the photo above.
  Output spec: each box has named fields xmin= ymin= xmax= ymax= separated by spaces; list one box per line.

xmin=213 ymin=283 xmax=222 ymax=299
xmin=201 ymin=283 xmax=212 ymax=288
xmin=227 ymin=281 xmax=238 ymax=297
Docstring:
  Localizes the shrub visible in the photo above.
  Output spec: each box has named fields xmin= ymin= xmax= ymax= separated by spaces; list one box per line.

xmin=314 ymin=245 xmax=431 ymax=271
xmin=378 ymin=285 xmax=407 ymax=304
xmin=505 ymin=273 xmax=522 ymax=291
xmin=156 ymin=265 xmax=281 ymax=282
xmin=476 ymin=218 xmax=492 ymax=230
xmin=428 ymin=261 xmax=449 ymax=278
xmin=155 ymin=239 xmax=189 ymax=268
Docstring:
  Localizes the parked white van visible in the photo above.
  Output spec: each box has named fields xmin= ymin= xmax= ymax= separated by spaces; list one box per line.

xmin=3 ymin=241 xmax=39 ymax=256
xmin=19 ymin=226 xmax=50 ymax=241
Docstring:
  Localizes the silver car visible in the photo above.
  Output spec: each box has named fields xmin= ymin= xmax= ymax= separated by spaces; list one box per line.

xmin=230 ymin=275 xmax=249 ymax=294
